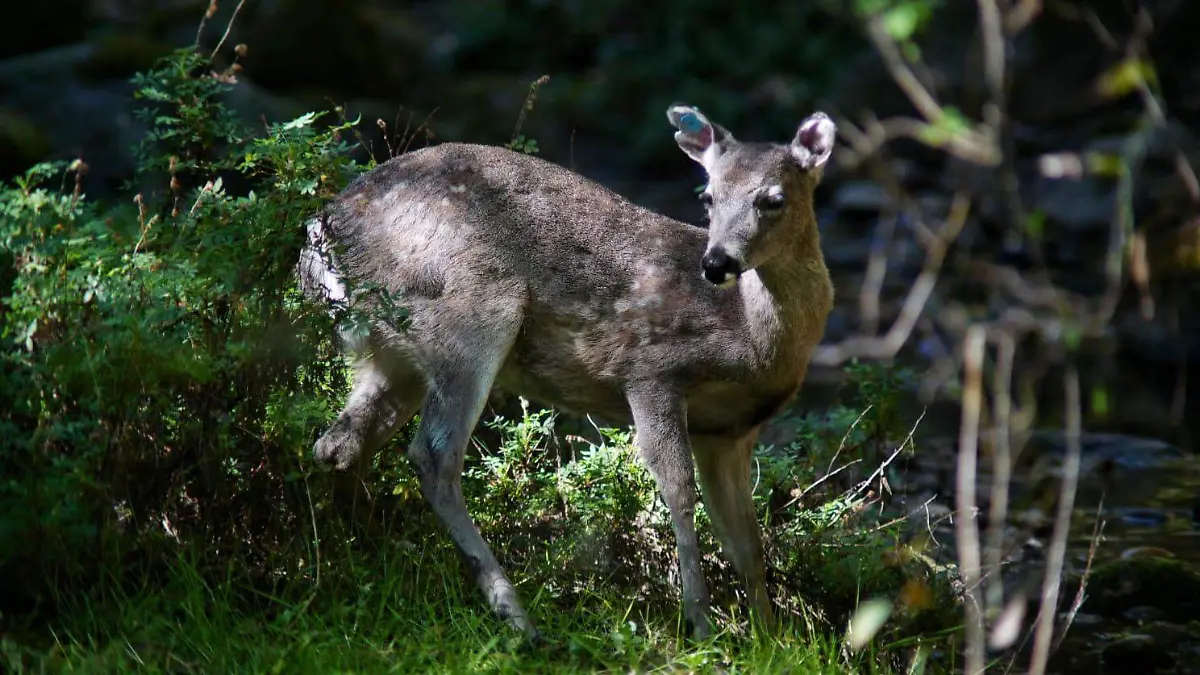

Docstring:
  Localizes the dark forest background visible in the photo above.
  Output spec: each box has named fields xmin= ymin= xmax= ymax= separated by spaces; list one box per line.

xmin=3 ymin=1 xmax=1200 ymax=673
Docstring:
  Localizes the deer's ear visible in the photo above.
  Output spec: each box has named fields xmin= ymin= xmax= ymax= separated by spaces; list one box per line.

xmin=790 ymin=112 xmax=836 ymax=171
xmin=667 ymin=103 xmax=733 ymax=170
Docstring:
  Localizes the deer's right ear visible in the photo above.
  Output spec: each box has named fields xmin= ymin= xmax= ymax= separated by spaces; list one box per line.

xmin=667 ymin=103 xmax=733 ymax=170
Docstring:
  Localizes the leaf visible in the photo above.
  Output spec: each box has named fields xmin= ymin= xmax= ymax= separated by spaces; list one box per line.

xmin=882 ymin=3 xmax=923 ymax=42
xmin=897 ymin=578 xmax=934 ymax=611
xmin=1085 ymin=151 xmax=1126 ymax=178
xmin=1091 ymin=384 xmax=1110 ymax=418
xmin=1024 ymin=210 xmax=1045 ymax=240
xmin=282 ymin=112 xmax=319 ymax=131
xmin=989 ymin=593 xmax=1027 ymax=650
xmin=1095 ymin=57 xmax=1158 ymax=99
xmin=846 ymin=596 xmax=893 ymax=650
xmin=915 ymin=108 xmax=973 ymax=149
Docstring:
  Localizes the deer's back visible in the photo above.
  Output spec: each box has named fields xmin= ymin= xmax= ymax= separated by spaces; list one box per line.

xmin=327 ymin=143 xmax=700 ymax=291
xmin=322 ymin=143 xmax=807 ymax=428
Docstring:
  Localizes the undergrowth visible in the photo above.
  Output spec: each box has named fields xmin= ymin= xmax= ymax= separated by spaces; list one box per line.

xmin=0 ymin=31 xmax=962 ymax=675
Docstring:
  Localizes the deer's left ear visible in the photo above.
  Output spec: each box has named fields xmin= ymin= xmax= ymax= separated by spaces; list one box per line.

xmin=667 ymin=103 xmax=735 ymax=171
xmin=790 ymin=112 xmax=836 ymax=171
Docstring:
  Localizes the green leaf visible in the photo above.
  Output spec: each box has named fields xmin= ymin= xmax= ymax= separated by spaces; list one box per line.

xmin=1085 ymin=151 xmax=1126 ymax=178
xmin=1091 ymin=384 xmax=1110 ymax=418
xmin=1095 ymin=57 xmax=1158 ymax=99
xmin=882 ymin=3 xmax=923 ymax=41
xmin=846 ymin=597 xmax=894 ymax=650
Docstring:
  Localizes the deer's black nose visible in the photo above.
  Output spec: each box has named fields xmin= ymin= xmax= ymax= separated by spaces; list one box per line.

xmin=701 ymin=249 xmax=741 ymax=285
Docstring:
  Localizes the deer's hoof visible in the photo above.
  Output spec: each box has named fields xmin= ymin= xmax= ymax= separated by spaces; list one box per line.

xmin=685 ymin=612 xmax=715 ymax=642
xmin=312 ymin=429 xmax=362 ymax=471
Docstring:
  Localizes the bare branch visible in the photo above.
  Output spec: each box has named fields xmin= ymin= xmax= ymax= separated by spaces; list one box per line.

xmin=812 ymin=193 xmax=971 ymax=367
xmin=956 ymin=325 xmax=988 ymax=675
xmin=985 ymin=330 xmax=1016 ymax=618
xmin=1028 ymin=366 xmax=1083 ymax=674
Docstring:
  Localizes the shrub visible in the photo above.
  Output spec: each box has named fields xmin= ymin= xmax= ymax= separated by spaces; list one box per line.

xmin=0 ymin=46 xmax=365 ymax=605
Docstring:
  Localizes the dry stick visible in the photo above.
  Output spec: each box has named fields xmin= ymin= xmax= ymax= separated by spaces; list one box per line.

xmin=1028 ymin=366 xmax=1083 ymax=675
xmin=195 ymin=0 xmax=218 ymax=46
xmin=210 ymin=0 xmax=247 ymax=61
xmin=984 ymin=331 xmax=1017 ymax=619
xmin=854 ymin=18 xmax=999 ymax=166
xmin=977 ymin=0 xmax=1030 ymax=264
xmin=848 ymin=410 xmax=925 ymax=502
xmin=1005 ymin=0 xmax=1044 ymax=34
xmin=811 ymin=192 xmax=970 ymax=367
xmin=863 ymin=17 xmax=946 ymax=128
xmin=829 ymin=405 xmax=873 ymax=475
xmin=860 ymin=207 xmax=899 ymax=336
xmin=955 ymin=325 xmax=988 ymax=675
xmin=1049 ymin=500 xmax=1105 ymax=655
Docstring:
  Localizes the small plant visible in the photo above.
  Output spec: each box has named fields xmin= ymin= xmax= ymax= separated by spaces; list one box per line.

xmin=505 ymin=74 xmax=550 ymax=155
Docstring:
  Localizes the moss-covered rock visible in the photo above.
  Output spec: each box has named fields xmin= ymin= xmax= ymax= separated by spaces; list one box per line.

xmin=0 ymin=108 xmax=50 ymax=180
xmin=1086 ymin=556 xmax=1200 ymax=623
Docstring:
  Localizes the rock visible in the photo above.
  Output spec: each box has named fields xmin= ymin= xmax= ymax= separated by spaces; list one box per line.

xmin=1086 ymin=556 xmax=1200 ymax=624
xmin=1113 ymin=509 xmax=1171 ymax=527
xmin=1115 ymin=308 xmax=1200 ymax=368
xmin=1025 ymin=173 xmax=1117 ymax=233
xmin=1101 ymin=633 xmax=1175 ymax=673
xmin=1025 ymin=430 xmax=1184 ymax=471
xmin=1120 ymin=546 xmax=1176 ymax=560
xmin=1124 ymin=605 xmax=1168 ymax=623
xmin=0 ymin=38 xmax=336 ymax=198
xmin=0 ymin=108 xmax=51 ymax=179
xmin=0 ymin=0 xmax=89 ymax=59
xmin=238 ymin=0 xmax=427 ymax=100
xmin=0 ymin=43 xmax=142 ymax=194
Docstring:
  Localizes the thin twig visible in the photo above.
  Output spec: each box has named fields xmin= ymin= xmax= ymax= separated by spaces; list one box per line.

xmin=985 ymin=330 xmax=1016 ymax=618
xmin=1028 ymin=366 xmax=1083 ymax=674
xmin=870 ymin=494 xmax=944 ymax=533
xmin=829 ymin=404 xmax=874 ymax=475
xmin=864 ymin=17 xmax=949 ymax=127
xmin=812 ymin=193 xmax=970 ymax=367
xmin=860 ymin=208 xmax=899 ymax=336
xmin=210 ymin=0 xmax=247 ymax=62
xmin=956 ymin=325 xmax=988 ymax=675
xmin=848 ymin=409 xmax=925 ymax=501
xmin=792 ymin=459 xmax=862 ymax=507
xmin=1050 ymin=499 xmax=1105 ymax=655
xmin=195 ymin=0 xmax=218 ymax=47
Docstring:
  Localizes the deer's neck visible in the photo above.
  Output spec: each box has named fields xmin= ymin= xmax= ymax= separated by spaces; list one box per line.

xmin=739 ymin=219 xmax=830 ymax=370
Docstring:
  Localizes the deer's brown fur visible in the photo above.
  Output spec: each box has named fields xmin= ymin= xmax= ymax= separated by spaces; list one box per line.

xmin=299 ymin=103 xmax=836 ymax=640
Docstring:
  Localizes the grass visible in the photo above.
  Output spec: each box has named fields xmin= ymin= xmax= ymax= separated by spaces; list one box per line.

xmin=5 ymin=541 xmax=881 ymax=674
xmin=1 ymin=384 xmax=958 ymax=674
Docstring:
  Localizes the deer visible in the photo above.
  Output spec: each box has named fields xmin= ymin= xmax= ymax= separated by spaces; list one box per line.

xmin=297 ymin=102 xmax=836 ymax=641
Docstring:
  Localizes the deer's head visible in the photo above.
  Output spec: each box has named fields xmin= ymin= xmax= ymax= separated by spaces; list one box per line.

xmin=667 ymin=104 xmax=836 ymax=288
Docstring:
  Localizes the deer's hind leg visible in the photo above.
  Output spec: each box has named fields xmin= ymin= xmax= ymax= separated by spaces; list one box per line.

xmin=314 ymin=345 xmax=428 ymax=531
xmin=402 ymin=293 xmax=538 ymax=637
xmin=314 ymin=347 xmax=427 ymax=471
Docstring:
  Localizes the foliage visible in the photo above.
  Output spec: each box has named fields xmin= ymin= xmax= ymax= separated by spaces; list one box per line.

xmin=0 ymin=39 xmax=960 ymax=674
xmin=0 ymin=47 xmax=363 ymax=600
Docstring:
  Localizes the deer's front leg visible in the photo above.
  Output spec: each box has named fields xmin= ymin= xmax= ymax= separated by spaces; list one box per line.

xmin=693 ymin=432 xmax=776 ymax=634
xmin=627 ymin=384 xmax=712 ymax=640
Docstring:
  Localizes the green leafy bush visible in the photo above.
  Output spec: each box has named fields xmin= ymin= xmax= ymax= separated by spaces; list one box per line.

xmin=0 ymin=47 xmax=364 ymax=602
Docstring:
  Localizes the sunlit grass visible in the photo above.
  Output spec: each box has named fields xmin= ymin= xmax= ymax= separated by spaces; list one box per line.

xmin=7 ymin=540 xmax=888 ymax=675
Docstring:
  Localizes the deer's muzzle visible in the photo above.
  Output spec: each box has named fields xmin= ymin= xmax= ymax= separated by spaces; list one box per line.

xmin=701 ymin=248 xmax=742 ymax=287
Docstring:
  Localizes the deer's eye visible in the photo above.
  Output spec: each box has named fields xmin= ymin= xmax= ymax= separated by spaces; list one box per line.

xmin=698 ymin=192 xmax=714 ymax=207
xmin=757 ymin=192 xmax=786 ymax=213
